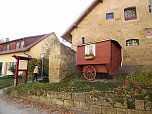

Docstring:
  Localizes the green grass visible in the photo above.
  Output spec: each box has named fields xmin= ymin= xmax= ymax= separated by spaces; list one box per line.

xmin=0 ymin=77 xmax=14 ymax=88
xmin=0 ymin=77 xmax=26 ymax=89
xmin=9 ymin=74 xmax=152 ymax=101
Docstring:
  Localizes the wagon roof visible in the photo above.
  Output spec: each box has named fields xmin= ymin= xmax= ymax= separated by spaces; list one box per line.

xmin=77 ymin=39 xmax=122 ymax=48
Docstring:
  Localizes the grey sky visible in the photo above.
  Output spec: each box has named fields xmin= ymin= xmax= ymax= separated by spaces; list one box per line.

xmin=0 ymin=0 xmax=93 ymax=41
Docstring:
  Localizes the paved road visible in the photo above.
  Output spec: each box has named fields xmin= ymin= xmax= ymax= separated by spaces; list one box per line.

xmin=0 ymin=89 xmax=89 ymax=114
xmin=0 ymin=89 xmax=50 ymax=114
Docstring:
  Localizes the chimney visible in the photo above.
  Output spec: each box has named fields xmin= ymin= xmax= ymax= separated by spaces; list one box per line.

xmin=5 ymin=38 xmax=9 ymax=42
xmin=82 ymin=37 xmax=85 ymax=44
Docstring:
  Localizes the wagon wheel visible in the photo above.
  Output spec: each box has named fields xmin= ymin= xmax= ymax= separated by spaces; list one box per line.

xmin=83 ymin=65 xmax=96 ymax=81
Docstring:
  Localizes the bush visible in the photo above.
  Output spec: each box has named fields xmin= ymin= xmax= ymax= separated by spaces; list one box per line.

xmin=28 ymin=58 xmax=41 ymax=77
xmin=28 ymin=58 xmax=49 ymax=78
xmin=126 ymin=68 xmax=152 ymax=85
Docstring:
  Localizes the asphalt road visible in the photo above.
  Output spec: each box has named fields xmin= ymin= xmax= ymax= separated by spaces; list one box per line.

xmin=0 ymin=89 xmax=48 ymax=114
xmin=0 ymin=89 xmax=89 ymax=114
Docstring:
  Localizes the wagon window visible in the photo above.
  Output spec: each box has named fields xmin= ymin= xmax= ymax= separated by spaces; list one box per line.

xmin=85 ymin=44 xmax=96 ymax=56
xmin=126 ymin=39 xmax=139 ymax=46
xmin=124 ymin=7 xmax=137 ymax=21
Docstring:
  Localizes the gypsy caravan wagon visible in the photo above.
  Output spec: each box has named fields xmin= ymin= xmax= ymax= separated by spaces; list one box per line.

xmin=77 ymin=40 xmax=122 ymax=80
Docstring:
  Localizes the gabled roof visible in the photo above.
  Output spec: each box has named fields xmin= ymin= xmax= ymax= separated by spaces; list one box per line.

xmin=61 ymin=0 xmax=103 ymax=43
xmin=0 ymin=32 xmax=54 ymax=55
xmin=0 ymin=40 xmax=4 ymax=44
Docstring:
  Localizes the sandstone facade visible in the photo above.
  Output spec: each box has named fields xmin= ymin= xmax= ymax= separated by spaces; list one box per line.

xmin=49 ymin=37 xmax=76 ymax=83
xmin=63 ymin=0 xmax=152 ymax=73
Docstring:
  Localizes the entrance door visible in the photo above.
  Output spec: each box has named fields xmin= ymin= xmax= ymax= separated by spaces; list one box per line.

xmin=0 ymin=62 xmax=2 ymax=75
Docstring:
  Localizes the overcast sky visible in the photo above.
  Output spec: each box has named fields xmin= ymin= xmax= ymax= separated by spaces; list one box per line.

xmin=0 ymin=0 xmax=93 ymax=42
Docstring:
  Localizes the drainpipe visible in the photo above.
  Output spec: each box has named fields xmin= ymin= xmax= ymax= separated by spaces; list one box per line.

xmin=82 ymin=37 xmax=85 ymax=44
xmin=150 ymin=0 xmax=152 ymax=14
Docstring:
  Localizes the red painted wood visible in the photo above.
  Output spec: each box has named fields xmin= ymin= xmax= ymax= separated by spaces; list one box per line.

xmin=13 ymin=55 xmax=32 ymax=86
xmin=77 ymin=41 xmax=111 ymax=65
xmin=77 ymin=40 xmax=122 ymax=75
xmin=14 ymin=59 xmax=19 ymax=86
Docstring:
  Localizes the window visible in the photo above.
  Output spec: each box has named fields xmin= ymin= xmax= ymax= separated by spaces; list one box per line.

xmin=20 ymin=41 xmax=25 ymax=48
xmin=6 ymin=45 xmax=9 ymax=50
xmin=2 ymin=45 xmax=6 ymax=51
xmin=126 ymin=39 xmax=139 ymax=46
xmin=124 ymin=7 xmax=137 ymax=21
xmin=149 ymin=5 xmax=152 ymax=13
xmin=106 ymin=13 xmax=114 ymax=20
xmin=85 ymin=44 xmax=96 ymax=56
xmin=16 ymin=42 xmax=20 ymax=49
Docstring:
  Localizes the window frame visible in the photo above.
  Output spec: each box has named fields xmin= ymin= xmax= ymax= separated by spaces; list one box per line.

xmin=6 ymin=44 xmax=9 ymax=50
xmin=2 ymin=45 xmax=7 ymax=51
xmin=16 ymin=42 xmax=20 ymax=49
xmin=126 ymin=39 xmax=139 ymax=46
xmin=106 ymin=12 xmax=114 ymax=20
xmin=20 ymin=41 xmax=25 ymax=48
xmin=124 ymin=7 xmax=137 ymax=21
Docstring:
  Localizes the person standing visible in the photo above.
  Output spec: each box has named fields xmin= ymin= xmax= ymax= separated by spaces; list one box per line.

xmin=32 ymin=66 xmax=39 ymax=82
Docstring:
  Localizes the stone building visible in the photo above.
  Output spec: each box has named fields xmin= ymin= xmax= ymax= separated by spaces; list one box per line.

xmin=0 ymin=32 xmax=56 ymax=76
xmin=62 ymin=0 xmax=152 ymax=73
xmin=0 ymin=32 xmax=76 ymax=83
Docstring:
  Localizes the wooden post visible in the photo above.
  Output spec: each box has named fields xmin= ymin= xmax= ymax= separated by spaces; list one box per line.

xmin=12 ymin=55 xmax=32 ymax=86
xmin=14 ymin=59 xmax=19 ymax=86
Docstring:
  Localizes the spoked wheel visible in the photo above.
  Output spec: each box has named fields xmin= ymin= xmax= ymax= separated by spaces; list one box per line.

xmin=83 ymin=65 xmax=96 ymax=81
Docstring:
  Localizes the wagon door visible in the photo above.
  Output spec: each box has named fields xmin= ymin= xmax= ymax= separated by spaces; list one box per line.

xmin=111 ymin=42 xmax=122 ymax=75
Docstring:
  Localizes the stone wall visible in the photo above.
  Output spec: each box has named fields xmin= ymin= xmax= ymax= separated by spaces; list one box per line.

xmin=5 ymin=89 xmax=152 ymax=114
xmin=49 ymin=37 xmax=76 ymax=83
xmin=117 ymin=65 xmax=152 ymax=75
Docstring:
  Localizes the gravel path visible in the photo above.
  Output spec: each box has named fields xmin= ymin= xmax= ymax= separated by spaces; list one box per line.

xmin=0 ymin=89 xmax=89 ymax=114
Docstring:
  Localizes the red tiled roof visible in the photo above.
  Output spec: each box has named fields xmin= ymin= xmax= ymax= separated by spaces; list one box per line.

xmin=0 ymin=32 xmax=53 ymax=55
xmin=61 ymin=0 xmax=103 ymax=43
xmin=0 ymin=40 xmax=4 ymax=44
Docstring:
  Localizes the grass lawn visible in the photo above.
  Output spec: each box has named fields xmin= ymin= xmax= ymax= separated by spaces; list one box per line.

xmin=10 ymin=74 xmax=152 ymax=101
xmin=0 ymin=77 xmax=14 ymax=89
xmin=0 ymin=77 xmax=26 ymax=89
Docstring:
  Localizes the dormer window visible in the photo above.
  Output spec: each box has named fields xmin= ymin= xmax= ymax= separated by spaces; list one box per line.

xmin=6 ymin=45 xmax=9 ymax=50
xmin=16 ymin=42 xmax=20 ymax=49
xmin=21 ymin=41 xmax=25 ymax=48
xmin=2 ymin=45 xmax=7 ymax=51
xmin=124 ymin=7 xmax=137 ymax=21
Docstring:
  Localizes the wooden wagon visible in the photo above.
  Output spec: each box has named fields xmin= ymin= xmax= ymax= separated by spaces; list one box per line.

xmin=77 ymin=39 xmax=122 ymax=80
